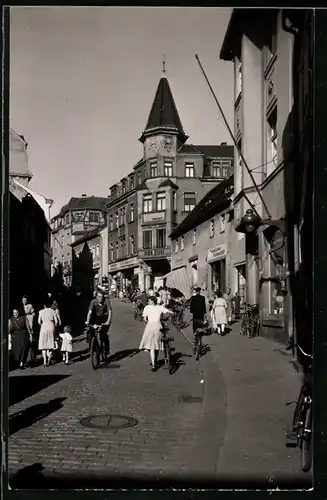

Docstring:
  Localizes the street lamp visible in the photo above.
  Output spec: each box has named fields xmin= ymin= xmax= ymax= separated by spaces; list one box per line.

xmin=235 ymin=209 xmax=286 ymax=235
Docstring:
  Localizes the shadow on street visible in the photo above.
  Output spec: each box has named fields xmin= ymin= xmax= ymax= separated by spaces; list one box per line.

xmin=9 ymin=375 xmax=70 ymax=407
xmin=9 ymin=397 xmax=66 ymax=436
xmin=108 ymin=348 xmax=140 ymax=363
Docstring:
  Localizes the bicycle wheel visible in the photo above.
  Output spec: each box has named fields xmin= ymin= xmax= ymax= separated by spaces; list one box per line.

xmin=167 ymin=343 xmax=173 ymax=374
xmin=247 ymin=317 xmax=255 ymax=338
xmin=240 ymin=315 xmax=247 ymax=335
xmin=301 ymin=405 xmax=312 ymax=472
xmin=91 ymin=337 xmax=100 ymax=370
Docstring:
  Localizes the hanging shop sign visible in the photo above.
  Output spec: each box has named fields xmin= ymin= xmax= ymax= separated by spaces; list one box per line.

xmin=108 ymin=257 xmax=140 ymax=272
xmin=207 ymin=244 xmax=227 ymax=263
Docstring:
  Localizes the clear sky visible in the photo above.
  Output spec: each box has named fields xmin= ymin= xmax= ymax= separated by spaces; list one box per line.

xmin=10 ymin=6 xmax=234 ymax=216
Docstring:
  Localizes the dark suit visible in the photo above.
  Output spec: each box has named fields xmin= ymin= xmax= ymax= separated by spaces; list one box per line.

xmin=190 ymin=294 xmax=206 ymax=333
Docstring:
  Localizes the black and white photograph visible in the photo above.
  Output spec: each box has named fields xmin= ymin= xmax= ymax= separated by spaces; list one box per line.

xmin=7 ymin=6 xmax=313 ymax=489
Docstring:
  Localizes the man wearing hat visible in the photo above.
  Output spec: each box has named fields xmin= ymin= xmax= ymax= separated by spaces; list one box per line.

xmin=190 ymin=287 xmax=207 ymax=333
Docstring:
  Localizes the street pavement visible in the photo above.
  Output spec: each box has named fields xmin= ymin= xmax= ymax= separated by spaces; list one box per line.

xmin=8 ymin=299 xmax=312 ymax=489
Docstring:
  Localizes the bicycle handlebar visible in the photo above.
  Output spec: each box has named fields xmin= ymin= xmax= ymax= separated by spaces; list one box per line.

xmin=297 ymin=345 xmax=313 ymax=359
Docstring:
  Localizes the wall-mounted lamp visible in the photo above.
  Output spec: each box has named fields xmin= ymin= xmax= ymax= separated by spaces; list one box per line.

xmin=235 ymin=209 xmax=286 ymax=235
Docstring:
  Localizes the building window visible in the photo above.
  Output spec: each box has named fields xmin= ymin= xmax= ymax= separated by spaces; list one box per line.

xmin=73 ymin=211 xmax=84 ymax=222
xmin=96 ymin=244 xmax=100 ymax=257
xmin=192 ymin=229 xmax=197 ymax=246
xmin=220 ymin=214 xmax=226 ymax=233
xmin=130 ymin=176 xmax=134 ymax=189
xmin=89 ymin=212 xmax=100 ymax=223
xmin=164 ymin=160 xmax=173 ymax=177
xmin=143 ymin=194 xmax=153 ymax=213
xmin=156 ymin=228 xmax=166 ymax=248
xmin=173 ymin=191 xmax=177 ymax=211
xmin=185 ymin=162 xmax=195 ymax=178
xmin=175 ymin=240 xmax=179 ymax=253
xmin=156 ymin=192 xmax=166 ymax=211
xmin=130 ymin=235 xmax=135 ymax=254
xmin=222 ymin=160 xmax=231 ymax=178
xmin=115 ymin=212 xmax=119 ymax=229
xmin=65 ymin=213 xmax=69 ymax=224
xmin=212 ymin=161 xmax=222 ymax=178
xmin=265 ymin=106 xmax=278 ymax=177
xmin=92 ymin=246 xmax=96 ymax=257
xmin=150 ymin=161 xmax=158 ymax=178
xmin=209 ymin=219 xmax=215 ymax=238
xmin=236 ymin=60 xmax=242 ymax=97
xmin=109 ymin=244 xmax=114 ymax=261
xmin=115 ymin=241 xmax=119 ymax=259
xmin=184 ymin=192 xmax=196 ymax=212
xmin=122 ymin=182 xmax=126 ymax=194
xmin=180 ymin=236 xmax=184 ymax=250
xmin=119 ymin=207 xmax=125 ymax=226
xmin=143 ymin=230 xmax=152 ymax=249
xmin=109 ymin=215 xmax=113 ymax=231
xmin=130 ymin=203 xmax=134 ymax=222
xmin=138 ymin=172 xmax=142 ymax=186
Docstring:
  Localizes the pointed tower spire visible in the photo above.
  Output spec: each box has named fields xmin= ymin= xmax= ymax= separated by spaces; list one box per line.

xmin=139 ymin=70 xmax=188 ymax=144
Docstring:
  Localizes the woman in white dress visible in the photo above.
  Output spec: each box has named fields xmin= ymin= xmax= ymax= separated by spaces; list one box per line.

xmin=38 ymin=298 xmax=59 ymax=366
xmin=139 ymin=295 xmax=173 ymax=371
xmin=213 ymin=291 xmax=228 ymax=336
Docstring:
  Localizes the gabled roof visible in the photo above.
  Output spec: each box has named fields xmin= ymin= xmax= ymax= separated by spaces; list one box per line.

xmin=71 ymin=224 xmax=106 ymax=246
xmin=140 ymin=77 xmax=188 ymax=143
xmin=54 ymin=196 xmax=108 ymax=219
xmin=158 ymin=179 xmax=179 ymax=190
xmin=179 ymin=144 xmax=234 ymax=158
xmin=170 ymin=175 xmax=234 ymax=239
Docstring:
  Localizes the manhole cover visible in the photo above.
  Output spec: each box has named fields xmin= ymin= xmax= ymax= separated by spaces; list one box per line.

xmin=179 ymin=395 xmax=203 ymax=403
xmin=80 ymin=414 xmax=138 ymax=430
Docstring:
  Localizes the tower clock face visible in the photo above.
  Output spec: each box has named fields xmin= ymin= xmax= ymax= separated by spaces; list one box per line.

xmin=162 ymin=136 xmax=173 ymax=153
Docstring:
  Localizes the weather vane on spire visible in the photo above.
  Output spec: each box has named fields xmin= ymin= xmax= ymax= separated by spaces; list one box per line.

xmin=162 ymin=54 xmax=166 ymax=75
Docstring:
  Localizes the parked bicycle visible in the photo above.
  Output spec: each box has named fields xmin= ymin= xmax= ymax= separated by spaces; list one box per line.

xmin=171 ymin=304 xmax=184 ymax=330
xmin=193 ymin=320 xmax=209 ymax=361
xmin=160 ymin=319 xmax=174 ymax=374
xmin=286 ymin=344 xmax=313 ymax=472
xmin=240 ymin=304 xmax=260 ymax=338
xmin=86 ymin=323 xmax=108 ymax=370
xmin=134 ymin=300 xmax=144 ymax=321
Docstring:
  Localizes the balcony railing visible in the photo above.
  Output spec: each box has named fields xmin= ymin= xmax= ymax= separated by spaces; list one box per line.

xmin=138 ymin=247 xmax=171 ymax=259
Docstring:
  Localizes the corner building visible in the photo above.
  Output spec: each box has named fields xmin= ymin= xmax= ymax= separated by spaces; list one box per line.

xmin=107 ymin=76 xmax=234 ymax=291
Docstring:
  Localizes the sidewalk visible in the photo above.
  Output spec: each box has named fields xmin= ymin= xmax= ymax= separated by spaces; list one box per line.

xmin=180 ymin=315 xmax=312 ymax=487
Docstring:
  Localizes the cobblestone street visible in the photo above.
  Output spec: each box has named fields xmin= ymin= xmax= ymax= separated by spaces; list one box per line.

xmin=8 ymin=300 xmax=311 ymax=489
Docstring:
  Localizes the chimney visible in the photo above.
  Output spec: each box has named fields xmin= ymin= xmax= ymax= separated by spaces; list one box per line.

xmin=81 ymin=193 xmax=87 ymax=197
xmin=221 ymin=142 xmax=227 ymax=146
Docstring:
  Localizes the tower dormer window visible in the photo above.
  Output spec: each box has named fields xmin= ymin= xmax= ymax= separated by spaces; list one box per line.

xmin=185 ymin=162 xmax=195 ymax=178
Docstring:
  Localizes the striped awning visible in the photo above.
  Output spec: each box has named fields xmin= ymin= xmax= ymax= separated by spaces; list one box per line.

xmin=163 ymin=266 xmax=193 ymax=299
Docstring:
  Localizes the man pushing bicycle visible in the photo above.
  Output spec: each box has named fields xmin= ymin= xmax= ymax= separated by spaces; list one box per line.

xmin=85 ymin=290 xmax=112 ymax=361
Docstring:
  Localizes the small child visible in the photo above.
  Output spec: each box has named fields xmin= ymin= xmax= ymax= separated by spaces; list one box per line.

xmin=59 ymin=325 xmax=73 ymax=364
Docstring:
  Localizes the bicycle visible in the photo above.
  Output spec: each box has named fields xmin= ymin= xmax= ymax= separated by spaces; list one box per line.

xmin=86 ymin=323 xmax=108 ymax=370
xmin=286 ymin=344 xmax=312 ymax=473
xmin=240 ymin=304 xmax=260 ymax=338
xmin=133 ymin=300 xmax=144 ymax=321
xmin=194 ymin=320 xmax=209 ymax=361
xmin=160 ymin=319 xmax=174 ymax=374
xmin=171 ymin=305 xmax=184 ymax=330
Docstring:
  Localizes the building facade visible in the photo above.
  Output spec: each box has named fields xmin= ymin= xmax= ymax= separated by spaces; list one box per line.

xmin=107 ymin=75 xmax=234 ymax=292
xmin=51 ymin=195 xmax=108 ymax=286
xmin=220 ymin=9 xmax=313 ymax=345
xmin=9 ymin=129 xmax=52 ymax=309
xmin=169 ymin=176 xmax=234 ymax=300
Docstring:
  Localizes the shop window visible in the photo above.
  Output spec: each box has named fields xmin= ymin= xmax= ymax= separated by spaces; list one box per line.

xmin=220 ymin=214 xmax=226 ymax=233
xmin=192 ymin=229 xmax=197 ymax=246
xmin=209 ymin=219 xmax=215 ymax=238
xmin=185 ymin=162 xmax=195 ymax=178
xmin=164 ymin=160 xmax=173 ymax=177
xmin=143 ymin=194 xmax=152 ymax=213
xmin=130 ymin=203 xmax=134 ymax=222
xmin=143 ymin=230 xmax=152 ymax=249
xmin=184 ymin=192 xmax=196 ymax=212
xmin=156 ymin=192 xmax=166 ymax=211
xmin=130 ymin=235 xmax=135 ymax=254
xmin=150 ymin=161 xmax=158 ymax=178
xmin=156 ymin=229 xmax=166 ymax=248
xmin=180 ymin=236 xmax=184 ymax=251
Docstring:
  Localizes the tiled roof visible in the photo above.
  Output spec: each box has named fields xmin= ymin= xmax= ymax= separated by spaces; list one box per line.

xmin=140 ymin=77 xmax=186 ymax=141
xmin=179 ymin=144 xmax=234 ymax=158
xmin=55 ymin=196 xmax=108 ymax=219
xmin=170 ymin=175 xmax=234 ymax=239
xmin=71 ymin=224 xmax=106 ymax=246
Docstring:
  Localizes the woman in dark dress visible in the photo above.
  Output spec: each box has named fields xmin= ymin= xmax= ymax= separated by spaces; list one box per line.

xmin=9 ymin=308 xmax=31 ymax=370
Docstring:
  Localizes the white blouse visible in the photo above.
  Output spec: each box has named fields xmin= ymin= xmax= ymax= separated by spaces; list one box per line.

xmin=143 ymin=304 xmax=170 ymax=324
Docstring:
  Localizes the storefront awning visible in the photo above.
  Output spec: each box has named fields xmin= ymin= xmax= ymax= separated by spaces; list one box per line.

xmin=163 ymin=266 xmax=193 ymax=300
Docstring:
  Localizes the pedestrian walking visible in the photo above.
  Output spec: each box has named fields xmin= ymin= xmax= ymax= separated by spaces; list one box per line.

xmin=209 ymin=299 xmax=217 ymax=333
xmin=59 ymin=325 xmax=73 ymax=364
xmin=233 ymin=292 xmax=241 ymax=320
xmin=139 ymin=295 xmax=173 ymax=371
xmin=38 ymin=298 xmax=59 ymax=367
xmin=223 ymin=287 xmax=233 ymax=325
xmin=190 ymin=287 xmax=207 ymax=333
xmin=21 ymin=295 xmax=37 ymax=365
xmin=213 ymin=291 xmax=228 ymax=335
xmin=9 ymin=308 xmax=31 ymax=370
